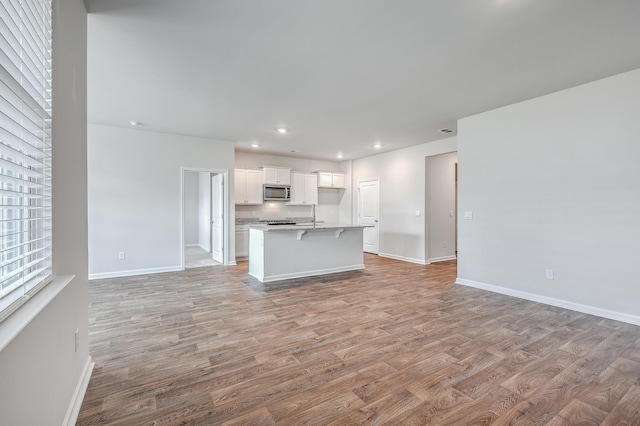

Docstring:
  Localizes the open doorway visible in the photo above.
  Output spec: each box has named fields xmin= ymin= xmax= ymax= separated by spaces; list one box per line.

xmin=425 ymin=152 xmax=458 ymax=263
xmin=182 ymin=168 xmax=229 ymax=269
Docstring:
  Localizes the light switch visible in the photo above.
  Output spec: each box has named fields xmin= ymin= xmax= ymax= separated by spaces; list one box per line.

xmin=464 ymin=211 xmax=473 ymax=220
xmin=415 ymin=210 xmax=421 ymax=217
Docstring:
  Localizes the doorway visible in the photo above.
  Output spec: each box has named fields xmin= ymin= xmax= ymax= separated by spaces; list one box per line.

xmin=425 ymin=152 xmax=457 ymax=263
xmin=357 ymin=178 xmax=380 ymax=254
xmin=182 ymin=168 xmax=229 ymax=269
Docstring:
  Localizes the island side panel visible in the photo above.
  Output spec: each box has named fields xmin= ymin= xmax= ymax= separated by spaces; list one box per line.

xmin=248 ymin=228 xmax=265 ymax=281
xmin=261 ymin=228 xmax=364 ymax=282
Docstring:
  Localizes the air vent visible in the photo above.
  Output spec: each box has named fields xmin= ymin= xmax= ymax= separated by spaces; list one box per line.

xmin=440 ymin=128 xmax=455 ymax=134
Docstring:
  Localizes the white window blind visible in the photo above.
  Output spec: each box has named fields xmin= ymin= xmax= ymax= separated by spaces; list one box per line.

xmin=0 ymin=0 xmax=52 ymax=322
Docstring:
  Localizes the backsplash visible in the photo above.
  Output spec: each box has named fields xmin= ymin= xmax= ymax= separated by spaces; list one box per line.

xmin=236 ymin=201 xmax=339 ymax=224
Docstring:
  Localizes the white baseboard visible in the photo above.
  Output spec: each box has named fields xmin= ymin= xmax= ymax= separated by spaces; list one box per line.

xmin=89 ymin=266 xmax=182 ymax=280
xmin=428 ymin=255 xmax=457 ymax=263
xmin=378 ymin=252 xmax=428 ymax=265
xmin=228 ymin=261 xmax=238 ymax=266
xmin=251 ymin=264 xmax=365 ymax=283
xmin=63 ymin=356 xmax=94 ymax=426
xmin=197 ymin=244 xmax=210 ymax=252
xmin=455 ymin=278 xmax=640 ymax=326
xmin=184 ymin=243 xmax=199 ymax=247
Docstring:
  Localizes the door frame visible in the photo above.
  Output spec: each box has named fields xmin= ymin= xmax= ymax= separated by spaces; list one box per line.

xmin=180 ymin=167 xmax=230 ymax=269
xmin=211 ymin=173 xmax=224 ymax=263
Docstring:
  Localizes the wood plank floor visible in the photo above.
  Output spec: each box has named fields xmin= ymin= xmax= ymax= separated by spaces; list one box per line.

xmin=77 ymin=255 xmax=640 ymax=425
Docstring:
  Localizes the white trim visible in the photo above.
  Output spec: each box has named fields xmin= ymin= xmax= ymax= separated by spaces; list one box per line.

xmin=0 ymin=275 xmax=75 ymax=352
xmin=89 ymin=266 xmax=181 ymax=280
xmin=228 ymin=261 xmax=237 ymax=266
xmin=184 ymin=243 xmax=199 ymax=247
xmin=379 ymin=252 xmax=428 ymax=265
xmin=63 ymin=356 xmax=94 ymax=426
xmin=197 ymin=243 xmax=210 ymax=252
xmin=250 ymin=264 xmax=364 ymax=283
xmin=428 ymin=255 xmax=457 ymax=263
xmin=455 ymin=278 xmax=640 ymax=326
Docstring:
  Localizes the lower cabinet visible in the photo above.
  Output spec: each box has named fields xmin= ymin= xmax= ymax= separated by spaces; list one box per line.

xmin=235 ymin=225 xmax=250 ymax=259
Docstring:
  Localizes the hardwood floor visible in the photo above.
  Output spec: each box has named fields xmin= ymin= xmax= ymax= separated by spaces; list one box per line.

xmin=77 ymin=255 xmax=640 ymax=425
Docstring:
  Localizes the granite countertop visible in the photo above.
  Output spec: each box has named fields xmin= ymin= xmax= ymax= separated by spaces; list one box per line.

xmin=248 ymin=223 xmax=371 ymax=231
xmin=236 ymin=217 xmax=313 ymax=225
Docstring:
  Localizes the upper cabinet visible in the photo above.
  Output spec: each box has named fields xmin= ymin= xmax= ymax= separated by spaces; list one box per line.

xmin=289 ymin=172 xmax=318 ymax=205
xmin=263 ymin=166 xmax=291 ymax=185
xmin=235 ymin=169 xmax=263 ymax=205
xmin=317 ymin=171 xmax=345 ymax=188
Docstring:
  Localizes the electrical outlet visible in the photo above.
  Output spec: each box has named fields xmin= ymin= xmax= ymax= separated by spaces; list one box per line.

xmin=74 ymin=328 xmax=79 ymax=352
xmin=118 ymin=251 xmax=125 ymax=260
xmin=545 ymin=269 xmax=554 ymax=280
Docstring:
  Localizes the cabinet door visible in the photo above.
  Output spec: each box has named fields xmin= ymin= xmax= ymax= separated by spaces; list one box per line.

xmin=234 ymin=169 xmax=246 ymax=204
xmin=289 ymin=172 xmax=306 ymax=204
xmin=331 ymin=173 xmax=345 ymax=188
xmin=263 ymin=168 xmax=278 ymax=184
xmin=235 ymin=230 xmax=249 ymax=258
xmin=318 ymin=172 xmax=333 ymax=188
xmin=263 ymin=167 xmax=290 ymax=184
xmin=304 ymin=174 xmax=318 ymax=205
xmin=245 ymin=169 xmax=263 ymax=204
xmin=276 ymin=168 xmax=291 ymax=185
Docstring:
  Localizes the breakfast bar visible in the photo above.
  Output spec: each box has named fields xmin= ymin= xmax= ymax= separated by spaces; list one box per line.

xmin=248 ymin=224 xmax=368 ymax=283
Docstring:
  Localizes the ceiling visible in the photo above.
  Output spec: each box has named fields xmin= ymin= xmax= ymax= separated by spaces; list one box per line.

xmin=85 ymin=0 xmax=640 ymax=162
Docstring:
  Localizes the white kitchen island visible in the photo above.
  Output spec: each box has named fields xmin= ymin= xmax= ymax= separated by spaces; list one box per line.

xmin=248 ymin=224 xmax=368 ymax=283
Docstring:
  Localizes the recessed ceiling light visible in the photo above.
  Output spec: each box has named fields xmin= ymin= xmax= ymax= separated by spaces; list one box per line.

xmin=373 ymin=142 xmax=382 ymax=149
xmin=130 ymin=121 xmax=141 ymax=126
xmin=276 ymin=127 xmax=289 ymax=134
xmin=251 ymin=142 xmax=260 ymax=148
xmin=440 ymin=128 xmax=455 ymax=134
xmin=337 ymin=153 xmax=344 ymax=159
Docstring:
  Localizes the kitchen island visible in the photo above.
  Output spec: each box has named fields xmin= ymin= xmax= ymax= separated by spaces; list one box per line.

xmin=248 ymin=224 xmax=369 ymax=283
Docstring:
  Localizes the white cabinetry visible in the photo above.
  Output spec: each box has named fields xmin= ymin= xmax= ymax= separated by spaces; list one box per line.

xmin=235 ymin=225 xmax=250 ymax=259
xmin=289 ymin=172 xmax=318 ymax=205
xmin=317 ymin=172 xmax=345 ymax=188
xmin=263 ymin=166 xmax=291 ymax=185
xmin=235 ymin=169 xmax=263 ymax=205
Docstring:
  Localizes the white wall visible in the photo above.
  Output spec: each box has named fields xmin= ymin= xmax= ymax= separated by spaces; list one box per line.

xmin=198 ymin=172 xmax=211 ymax=251
xmin=352 ymin=137 xmax=457 ymax=264
xmin=183 ymin=171 xmax=199 ymax=245
xmin=88 ymin=124 xmax=235 ymax=277
xmin=0 ymin=0 xmax=90 ymax=424
xmin=235 ymin=152 xmax=347 ymax=224
xmin=457 ymin=68 xmax=640 ymax=323
xmin=426 ymin=152 xmax=458 ymax=262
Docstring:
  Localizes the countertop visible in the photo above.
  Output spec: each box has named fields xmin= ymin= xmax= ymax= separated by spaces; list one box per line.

xmin=248 ymin=223 xmax=371 ymax=231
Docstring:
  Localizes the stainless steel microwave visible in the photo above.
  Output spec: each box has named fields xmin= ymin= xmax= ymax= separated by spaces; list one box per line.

xmin=264 ymin=184 xmax=291 ymax=201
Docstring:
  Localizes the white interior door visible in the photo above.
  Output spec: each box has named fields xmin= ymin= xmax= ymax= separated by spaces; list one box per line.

xmin=211 ymin=174 xmax=224 ymax=263
xmin=358 ymin=178 xmax=380 ymax=254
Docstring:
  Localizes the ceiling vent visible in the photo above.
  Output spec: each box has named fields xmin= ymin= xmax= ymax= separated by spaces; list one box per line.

xmin=440 ymin=128 xmax=454 ymax=134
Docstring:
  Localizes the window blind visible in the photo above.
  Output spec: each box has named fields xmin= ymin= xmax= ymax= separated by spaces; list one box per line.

xmin=0 ymin=0 xmax=52 ymax=322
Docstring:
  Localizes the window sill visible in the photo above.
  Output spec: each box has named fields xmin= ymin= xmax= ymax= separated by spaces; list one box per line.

xmin=0 ymin=275 xmax=75 ymax=352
